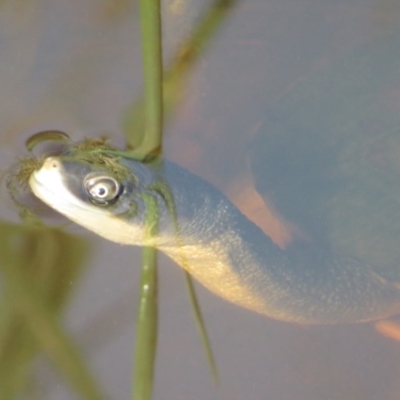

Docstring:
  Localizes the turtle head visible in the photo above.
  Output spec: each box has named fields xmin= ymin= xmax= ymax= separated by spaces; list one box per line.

xmin=29 ymin=155 xmax=157 ymax=245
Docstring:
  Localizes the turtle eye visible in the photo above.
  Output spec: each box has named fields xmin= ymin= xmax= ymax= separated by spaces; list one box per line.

xmin=84 ymin=175 xmax=122 ymax=204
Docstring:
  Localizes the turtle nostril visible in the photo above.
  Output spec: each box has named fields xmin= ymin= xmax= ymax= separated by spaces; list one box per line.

xmin=42 ymin=157 xmax=60 ymax=170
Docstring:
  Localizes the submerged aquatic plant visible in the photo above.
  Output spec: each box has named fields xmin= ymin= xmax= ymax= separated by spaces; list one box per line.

xmin=10 ymin=136 xmax=131 ymax=191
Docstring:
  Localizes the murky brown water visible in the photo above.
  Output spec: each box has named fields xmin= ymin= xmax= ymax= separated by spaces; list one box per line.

xmin=1 ymin=1 xmax=400 ymax=399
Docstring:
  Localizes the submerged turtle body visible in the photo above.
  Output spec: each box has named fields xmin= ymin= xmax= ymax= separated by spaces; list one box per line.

xmin=250 ymin=29 xmax=400 ymax=285
xmin=27 ymin=30 xmax=400 ymax=325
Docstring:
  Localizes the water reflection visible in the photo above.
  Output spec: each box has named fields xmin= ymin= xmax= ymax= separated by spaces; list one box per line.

xmin=0 ymin=221 xmax=100 ymax=398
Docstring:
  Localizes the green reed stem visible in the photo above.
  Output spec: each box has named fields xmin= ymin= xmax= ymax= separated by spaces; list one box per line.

xmin=124 ymin=0 xmax=237 ymax=148
xmin=127 ymin=0 xmax=163 ymax=159
xmin=184 ymin=272 xmax=219 ymax=384
xmin=133 ymin=193 xmax=160 ymax=400
xmin=132 ymin=1 xmax=163 ymax=399
xmin=133 ymin=246 xmax=158 ymax=400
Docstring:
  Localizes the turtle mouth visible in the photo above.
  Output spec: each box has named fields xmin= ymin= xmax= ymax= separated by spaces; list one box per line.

xmin=29 ymin=157 xmax=110 ymax=217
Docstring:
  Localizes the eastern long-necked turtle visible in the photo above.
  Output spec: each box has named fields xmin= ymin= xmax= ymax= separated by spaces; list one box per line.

xmin=28 ymin=31 xmax=400 ymax=324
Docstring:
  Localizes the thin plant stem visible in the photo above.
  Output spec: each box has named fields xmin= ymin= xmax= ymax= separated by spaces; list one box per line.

xmin=124 ymin=0 xmax=237 ymax=148
xmin=133 ymin=193 xmax=160 ymax=400
xmin=184 ymin=272 xmax=219 ymax=384
xmin=132 ymin=1 xmax=163 ymax=399
xmin=128 ymin=0 xmax=163 ymax=158
xmin=132 ymin=246 xmax=158 ymax=400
